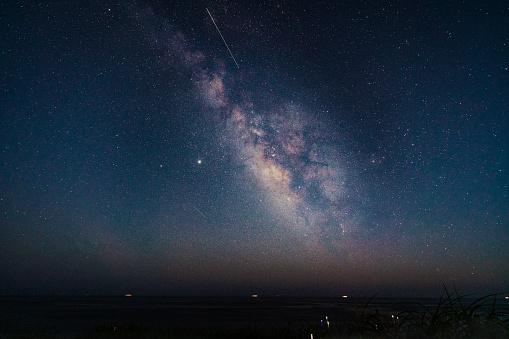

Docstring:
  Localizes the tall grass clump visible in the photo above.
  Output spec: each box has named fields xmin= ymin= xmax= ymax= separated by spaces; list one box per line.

xmin=345 ymin=285 xmax=509 ymax=339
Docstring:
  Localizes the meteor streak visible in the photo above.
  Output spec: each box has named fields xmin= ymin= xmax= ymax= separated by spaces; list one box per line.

xmin=194 ymin=206 xmax=207 ymax=219
xmin=206 ymin=8 xmax=240 ymax=68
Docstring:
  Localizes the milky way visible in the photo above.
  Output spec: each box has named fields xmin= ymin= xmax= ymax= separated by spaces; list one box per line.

xmin=129 ymin=3 xmax=364 ymax=254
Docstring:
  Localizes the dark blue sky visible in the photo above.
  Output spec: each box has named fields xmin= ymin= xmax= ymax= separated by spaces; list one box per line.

xmin=1 ymin=0 xmax=507 ymax=297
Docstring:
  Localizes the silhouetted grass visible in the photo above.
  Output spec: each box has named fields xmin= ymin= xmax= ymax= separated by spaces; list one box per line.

xmin=345 ymin=284 xmax=509 ymax=339
xmin=2 ymin=286 xmax=508 ymax=338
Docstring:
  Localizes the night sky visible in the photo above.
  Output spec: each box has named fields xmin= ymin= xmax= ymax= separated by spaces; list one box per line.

xmin=1 ymin=1 xmax=507 ymax=297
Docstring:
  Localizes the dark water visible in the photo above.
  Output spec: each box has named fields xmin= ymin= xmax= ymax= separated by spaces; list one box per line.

xmin=0 ymin=295 xmax=507 ymax=338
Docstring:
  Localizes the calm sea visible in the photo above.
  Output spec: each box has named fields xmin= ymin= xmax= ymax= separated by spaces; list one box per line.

xmin=0 ymin=295 xmax=506 ymax=338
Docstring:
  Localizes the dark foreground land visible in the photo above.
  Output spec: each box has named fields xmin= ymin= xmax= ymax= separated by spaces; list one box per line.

xmin=1 ymin=289 xmax=508 ymax=338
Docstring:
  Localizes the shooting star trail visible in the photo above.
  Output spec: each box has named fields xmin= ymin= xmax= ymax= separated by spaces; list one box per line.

xmin=206 ymin=8 xmax=240 ymax=68
xmin=194 ymin=206 xmax=207 ymax=219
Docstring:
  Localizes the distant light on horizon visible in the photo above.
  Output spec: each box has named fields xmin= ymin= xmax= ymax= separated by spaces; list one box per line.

xmin=252 ymin=294 xmax=258 ymax=298
xmin=342 ymin=295 xmax=348 ymax=298
xmin=125 ymin=294 xmax=132 ymax=297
